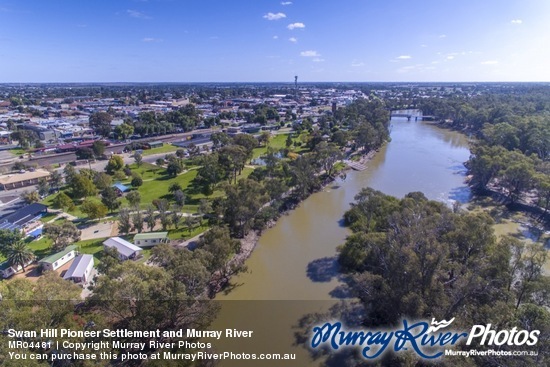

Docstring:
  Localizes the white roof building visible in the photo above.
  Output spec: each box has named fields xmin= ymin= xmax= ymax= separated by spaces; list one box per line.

xmin=103 ymin=237 xmax=142 ymax=261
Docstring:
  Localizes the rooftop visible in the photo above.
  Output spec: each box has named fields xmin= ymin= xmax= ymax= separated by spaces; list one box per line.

xmin=63 ymin=254 xmax=94 ymax=279
xmin=103 ymin=237 xmax=142 ymax=257
xmin=133 ymin=232 xmax=168 ymax=240
xmin=0 ymin=169 xmax=51 ymax=185
xmin=39 ymin=245 xmax=77 ymax=264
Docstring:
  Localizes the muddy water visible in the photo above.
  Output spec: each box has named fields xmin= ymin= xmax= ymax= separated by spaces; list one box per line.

xmin=211 ymin=113 xmax=471 ymax=365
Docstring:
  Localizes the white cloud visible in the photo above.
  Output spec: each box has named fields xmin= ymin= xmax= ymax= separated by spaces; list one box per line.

xmin=289 ymin=37 xmax=297 ymax=43
xmin=446 ymin=55 xmax=455 ymax=60
xmin=397 ymin=55 xmax=411 ymax=60
xmin=263 ymin=12 xmax=286 ymax=21
xmin=421 ymin=44 xmax=428 ymax=48
xmin=351 ymin=60 xmax=365 ymax=67
xmin=438 ymin=34 xmax=447 ymax=38
xmin=300 ymin=50 xmax=320 ymax=57
xmin=273 ymin=35 xmax=279 ymax=39
xmin=511 ymin=19 xmax=522 ymax=24
xmin=481 ymin=60 xmax=499 ymax=65
xmin=287 ymin=22 xmax=305 ymax=30
xmin=142 ymin=37 xmax=162 ymax=42
xmin=127 ymin=9 xmax=151 ymax=19
xmin=281 ymin=1 xmax=293 ymax=5
xmin=312 ymin=58 xmax=325 ymax=62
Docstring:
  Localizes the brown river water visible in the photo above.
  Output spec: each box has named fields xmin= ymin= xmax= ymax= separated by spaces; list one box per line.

xmin=210 ymin=111 xmax=472 ymax=366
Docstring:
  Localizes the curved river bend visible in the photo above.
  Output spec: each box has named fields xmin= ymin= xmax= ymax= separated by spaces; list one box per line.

xmin=212 ymin=113 xmax=471 ymax=365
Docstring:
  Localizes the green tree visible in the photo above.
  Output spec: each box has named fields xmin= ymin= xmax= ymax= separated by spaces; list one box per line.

xmin=223 ymin=179 xmax=268 ymax=238
xmin=20 ymin=190 xmax=40 ymax=204
xmin=132 ymin=210 xmax=145 ymax=233
xmin=52 ymin=192 xmax=75 ymax=211
xmin=101 ymin=187 xmax=121 ymax=213
xmin=6 ymin=241 xmax=34 ymax=272
xmin=105 ymin=155 xmax=124 ymax=174
xmin=37 ymin=177 xmax=50 ymax=197
xmin=89 ymin=111 xmax=113 ymax=137
xmin=93 ymin=172 xmax=113 ymax=191
xmin=92 ymin=140 xmax=106 ymax=158
xmin=43 ymin=222 xmax=81 ymax=251
xmin=130 ymin=173 xmax=143 ymax=188
xmin=218 ymin=145 xmax=248 ymax=184
xmin=114 ymin=123 xmax=134 ymax=140
xmin=72 ymin=173 xmax=98 ymax=199
xmin=80 ymin=200 xmax=108 ymax=220
xmin=145 ymin=206 xmax=156 ymax=231
xmin=132 ymin=152 xmax=143 ymax=167
xmin=126 ymin=191 xmax=141 ymax=207
xmin=118 ymin=208 xmax=132 ymax=235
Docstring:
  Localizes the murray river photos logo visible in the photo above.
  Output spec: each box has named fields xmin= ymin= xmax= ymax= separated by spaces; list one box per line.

xmin=310 ymin=318 xmax=540 ymax=359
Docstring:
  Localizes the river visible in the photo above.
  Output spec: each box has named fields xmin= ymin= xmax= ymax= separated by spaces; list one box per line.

xmin=211 ymin=111 xmax=471 ymax=366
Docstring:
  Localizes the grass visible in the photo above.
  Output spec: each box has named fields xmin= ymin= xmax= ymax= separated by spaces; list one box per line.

xmin=39 ymin=212 xmax=58 ymax=223
xmin=167 ymin=220 xmax=209 ymax=240
xmin=141 ymin=144 xmax=179 ymax=156
xmin=8 ymin=148 xmax=27 ymax=157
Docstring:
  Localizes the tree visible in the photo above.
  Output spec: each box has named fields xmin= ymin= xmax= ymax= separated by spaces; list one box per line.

xmin=89 ymin=111 xmax=113 ymax=137
xmin=93 ymin=172 xmax=112 ymax=191
xmin=63 ymin=164 xmax=77 ymax=186
xmin=6 ymin=241 xmax=34 ymax=273
xmin=211 ymin=132 xmax=231 ymax=149
xmin=174 ymin=190 xmax=186 ymax=207
xmin=43 ymin=222 xmax=81 ymax=251
xmin=132 ymin=210 xmax=145 ymax=233
xmin=0 ymin=229 xmax=24 ymax=257
xmin=232 ymin=134 xmax=258 ymax=158
xmin=105 ymin=155 xmax=124 ymax=174
xmin=145 ymin=206 xmax=156 ymax=231
xmin=72 ymin=173 xmax=98 ymax=199
xmin=285 ymin=133 xmax=293 ymax=148
xmin=92 ymin=140 xmax=106 ymax=158
xmin=80 ymin=200 xmax=108 ymax=220
xmin=126 ymin=191 xmax=141 ymax=207
xmin=314 ymin=141 xmax=342 ymax=177
xmin=195 ymin=153 xmax=225 ymax=195
xmin=52 ymin=192 xmax=75 ymax=211
xmin=258 ymin=131 xmax=271 ymax=147
xmin=21 ymin=190 xmax=40 ymax=204
xmin=132 ymin=152 xmax=143 ymax=167
xmin=49 ymin=171 xmax=63 ymax=191
xmin=37 ymin=177 xmax=50 ymax=197
xmin=223 ymin=179 xmax=268 ymax=238
xmin=131 ymin=173 xmax=143 ymax=188
xmin=114 ymin=123 xmax=134 ymax=140
xmin=166 ymin=160 xmax=184 ymax=177
xmin=75 ymin=147 xmax=94 ymax=160
xmin=198 ymin=226 xmax=242 ymax=282
xmin=101 ymin=187 xmax=121 ymax=213
xmin=118 ymin=208 xmax=132 ymax=235
xmin=218 ymin=145 xmax=248 ymax=184
xmin=168 ymin=183 xmax=182 ymax=193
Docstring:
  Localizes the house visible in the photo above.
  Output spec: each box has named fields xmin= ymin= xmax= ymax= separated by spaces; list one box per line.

xmin=0 ymin=203 xmax=48 ymax=232
xmin=112 ymin=183 xmax=130 ymax=195
xmin=63 ymin=254 xmax=94 ymax=284
xmin=0 ymin=259 xmax=34 ymax=279
xmin=103 ymin=237 xmax=142 ymax=261
xmin=133 ymin=232 xmax=169 ymax=247
xmin=39 ymin=245 xmax=78 ymax=272
xmin=0 ymin=170 xmax=51 ymax=190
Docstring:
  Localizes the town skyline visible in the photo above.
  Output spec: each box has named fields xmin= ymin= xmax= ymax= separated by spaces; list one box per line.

xmin=1 ymin=0 xmax=549 ymax=83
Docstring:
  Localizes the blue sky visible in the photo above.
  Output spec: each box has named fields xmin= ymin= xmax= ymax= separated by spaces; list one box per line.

xmin=0 ymin=0 xmax=549 ymax=82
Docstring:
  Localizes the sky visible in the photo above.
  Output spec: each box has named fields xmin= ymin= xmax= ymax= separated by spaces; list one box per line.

xmin=0 ymin=0 xmax=549 ymax=83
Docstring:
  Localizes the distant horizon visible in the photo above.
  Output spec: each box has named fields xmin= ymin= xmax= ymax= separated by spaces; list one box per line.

xmin=1 ymin=1 xmax=549 ymax=83
xmin=1 ymin=80 xmax=549 ymax=86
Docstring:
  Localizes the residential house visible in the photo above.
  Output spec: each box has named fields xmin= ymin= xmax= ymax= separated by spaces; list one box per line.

xmin=112 ymin=183 xmax=130 ymax=196
xmin=63 ymin=254 xmax=94 ymax=284
xmin=0 ymin=259 xmax=34 ymax=279
xmin=133 ymin=232 xmax=169 ymax=247
xmin=0 ymin=203 xmax=48 ymax=233
xmin=103 ymin=237 xmax=142 ymax=261
xmin=39 ymin=245 xmax=78 ymax=272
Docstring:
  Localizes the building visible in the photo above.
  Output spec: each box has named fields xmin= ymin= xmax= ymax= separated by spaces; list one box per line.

xmin=112 ymin=183 xmax=130 ymax=195
xmin=103 ymin=237 xmax=142 ymax=261
xmin=39 ymin=245 xmax=78 ymax=272
xmin=133 ymin=232 xmax=169 ymax=247
xmin=63 ymin=254 xmax=94 ymax=284
xmin=0 ymin=259 xmax=34 ymax=279
xmin=0 ymin=203 xmax=48 ymax=232
xmin=146 ymin=141 xmax=163 ymax=149
xmin=0 ymin=169 xmax=51 ymax=190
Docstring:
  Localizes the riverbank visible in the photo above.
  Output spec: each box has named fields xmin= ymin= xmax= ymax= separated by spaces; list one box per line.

xmin=215 ymin=149 xmax=380 ymax=294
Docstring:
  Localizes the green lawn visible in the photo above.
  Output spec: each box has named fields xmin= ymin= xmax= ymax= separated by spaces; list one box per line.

xmin=39 ymin=212 xmax=58 ymax=223
xmin=167 ymin=220 xmax=209 ymax=240
xmin=8 ymin=148 xmax=27 ymax=157
xmin=141 ymin=144 xmax=179 ymax=156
